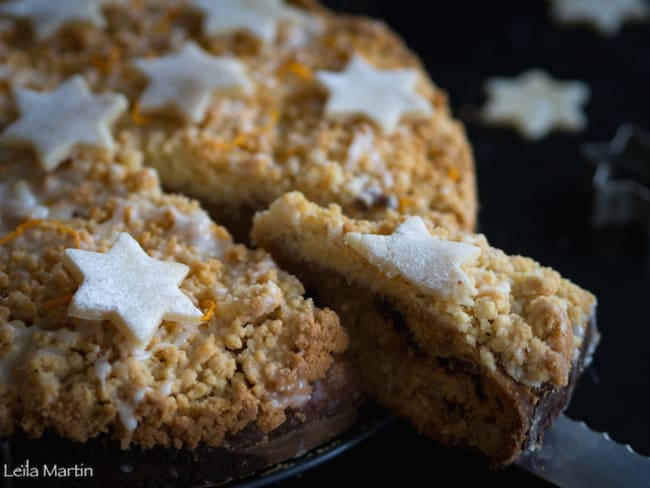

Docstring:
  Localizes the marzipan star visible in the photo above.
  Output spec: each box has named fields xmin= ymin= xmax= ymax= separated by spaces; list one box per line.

xmin=63 ymin=233 xmax=203 ymax=348
xmin=316 ymin=55 xmax=433 ymax=135
xmin=0 ymin=75 xmax=127 ymax=171
xmin=550 ymin=0 xmax=649 ymax=37
xmin=0 ymin=0 xmax=114 ymax=40
xmin=344 ymin=217 xmax=481 ymax=304
xmin=482 ymin=69 xmax=589 ymax=140
xmin=188 ymin=0 xmax=314 ymax=43
xmin=134 ymin=42 xmax=250 ymax=123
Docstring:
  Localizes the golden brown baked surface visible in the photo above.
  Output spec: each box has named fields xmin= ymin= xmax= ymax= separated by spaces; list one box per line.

xmin=0 ymin=150 xmax=348 ymax=449
xmin=0 ymin=0 xmax=477 ymax=237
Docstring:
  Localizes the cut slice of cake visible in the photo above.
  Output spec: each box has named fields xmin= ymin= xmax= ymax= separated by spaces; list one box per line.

xmin=0 ymin=150 xmax=358 ymax=484
xmin=252 ymin=192 xmax=599 ymax=466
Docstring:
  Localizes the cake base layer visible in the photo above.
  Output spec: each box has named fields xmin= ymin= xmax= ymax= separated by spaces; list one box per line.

xmin=258 ymin=253 xmax=598 ymax=466
xmin=0 ymin=360 xmax=360 ymax=488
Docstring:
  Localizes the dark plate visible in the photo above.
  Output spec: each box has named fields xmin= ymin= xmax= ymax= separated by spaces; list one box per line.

xmin=224 ymin=404 xmax=392 ymax=488
xmin=0 ymin=404 xmax=391 ymax=488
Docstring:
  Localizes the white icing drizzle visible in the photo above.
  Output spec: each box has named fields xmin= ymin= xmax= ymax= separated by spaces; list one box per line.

xmin=166 ymin=206 xmax=227 ymax=259
xmin=478 ymin=280 xmax=512 ymax=298
xmin=269 ymin=378 xmax=311 ymax=409
xmin=92 ymin=354 xmax=155 ymax=433
xmin=0 ymin=321 xmax=80 ymax=385
xmin=133 ymin=326 xmax=194 ymax=362
xmin=0 ymin=321 xmax=36 ymax=385
xmin=94 ymin=354 xmax=111 ymax=396
xmin=115 ymin=396 xmax=139 ymax=432
xmin=346 ymin=130 xmax=377 ymax=170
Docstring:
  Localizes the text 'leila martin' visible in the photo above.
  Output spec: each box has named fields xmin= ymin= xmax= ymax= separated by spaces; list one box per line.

xmin=3 ymin=460 xmax=94 ymax=478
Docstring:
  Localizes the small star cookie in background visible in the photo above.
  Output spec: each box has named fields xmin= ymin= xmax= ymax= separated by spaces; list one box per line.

xmin=481 ymin=69 xmax=590 ymax=140
xmin=583 ymin=124 xmax=650 ymax=235
xmin=188 ymin=0 xmax=317 ymax=43
xmin=63 ymin=233 xmax=203 ymax=348
xmin=316 ymin=55 xmax=433 ymax=135
xmin=134 ymin=42 xmax=251 ymax=124
xmin=549 ymin=0 xmax=649 ymax=36
xmin=344 ymin=216 xmax=481 ymax=305
xmin=0 ymin=75 xmax=127 ymax=171
xmin=0 ymin=0 xmax=114 ymax=40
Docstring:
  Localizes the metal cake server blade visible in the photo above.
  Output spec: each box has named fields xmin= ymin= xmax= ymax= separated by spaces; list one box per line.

xmin=516 ymin=414 xmax=650 ymax=487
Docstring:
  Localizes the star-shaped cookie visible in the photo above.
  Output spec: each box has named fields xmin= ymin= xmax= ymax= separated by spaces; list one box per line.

xmin=0 ymin=75 xmax=127 ymax=171
xmin=188 ymin=0 xmax=313 ymax=43
xmin=344 ymin=217 xmax=481 ymax=304
xmin=0 ymin=0 xmax=113 ymax=40
xmin=583 ymin=124 xmax=650 ymax=235
xmin=316 ymin=55 xmax=433 ymax=135
xmin=134 ymin=42 xmax=250 ymax=123
xmin=481 ymin=69 xmax=590 ymax=140
xmin=550 ymin=0 xmax=649 ymax=37
xmin=63 ymin=233 xmax=203 ymax=348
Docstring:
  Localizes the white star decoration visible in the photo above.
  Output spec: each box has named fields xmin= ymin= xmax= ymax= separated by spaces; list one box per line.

xmin=550 ymin=0 xmax=649 ymax=36
xmin=188 ymin=0 xmax=313 ymax=43
xmin=481 ymin=69 xmax=590 ymax=140
xmin=316 ymin=55 xmax=433 ymax=135
xmin=0 ymin=0 xmax=113 ymax=40
xmin=63 ymin=233 xmax=203 ymax=348
xmin=0 ymin=75 xmax=127 ymax=171
xmin=134 ymin=42 xmax=250 ymax=123
xmin=344 ymin=217 xmax=481 ymax=304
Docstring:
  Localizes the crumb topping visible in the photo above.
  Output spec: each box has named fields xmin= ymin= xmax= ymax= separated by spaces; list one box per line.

xmin=0 ymin=154 xmax=347 ymax=448
xmin=252 ymin=192 xmax=597 ymax=388
xmin=0 ymin=0 xmax=476 ymax=231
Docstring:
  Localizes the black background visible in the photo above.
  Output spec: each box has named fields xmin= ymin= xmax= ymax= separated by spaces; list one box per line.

xmin=283 ymin=0 xmax=650 ymax=485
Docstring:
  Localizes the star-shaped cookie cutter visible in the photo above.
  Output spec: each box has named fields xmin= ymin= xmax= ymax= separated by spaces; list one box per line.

xmin=582 ymin=124 xmax=650 ymax=236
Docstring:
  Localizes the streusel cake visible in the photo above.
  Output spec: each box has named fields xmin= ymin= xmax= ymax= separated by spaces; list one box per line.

xmin=252 ymin=192 xmax=599 ymax=465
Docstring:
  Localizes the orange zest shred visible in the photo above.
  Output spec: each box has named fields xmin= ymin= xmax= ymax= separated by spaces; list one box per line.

xmin=200 ymin=299 xmax=216 ymax=322
xmin=90 ymin=46 xmax=121 ymax=76
xmin=278 ymin=61 xmax=314 ymax=81
xmin=131 ymin=103 xmax=154 ymax=126
xmin=154 ymin=8 xmax=180 ymax=33
xmin=41 ymin=294 xmax=73 ymax=312
xmin=0 ymin=219 xmax=80 ymax=248
xmin=205 ymin=132 xmax=249 ymax=151
xmin=398 ymin=197 xmax=411 ymax=213
xmin=205 ymin=107 xmax=279 ymax=151
xmin=447 ymin=167 xmax=460 ymax=181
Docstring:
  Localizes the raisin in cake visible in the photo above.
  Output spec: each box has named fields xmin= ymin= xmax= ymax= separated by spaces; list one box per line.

xmin=0 ymin=0 xmax=476 ymax=241
xmin=0 ymin=144 xmax=358 ymax=484
xmin=252 ymin=192 xmax=599 ymax=466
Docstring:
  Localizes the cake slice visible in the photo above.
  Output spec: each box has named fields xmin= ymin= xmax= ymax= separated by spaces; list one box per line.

xmin=252 ymin=192 xmax=599 ymax=466
xmin=0 ymin=151 xmax=358 ymax=484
